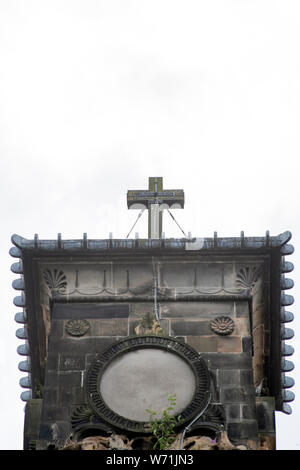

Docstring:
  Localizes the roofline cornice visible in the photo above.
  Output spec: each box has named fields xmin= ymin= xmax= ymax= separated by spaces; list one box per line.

xmin=10 ymin=231 xmax=293 ymax=255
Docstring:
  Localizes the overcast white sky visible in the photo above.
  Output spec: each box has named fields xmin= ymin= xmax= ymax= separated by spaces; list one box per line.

xmin=0 ymin=0 xmax=299 ymax=450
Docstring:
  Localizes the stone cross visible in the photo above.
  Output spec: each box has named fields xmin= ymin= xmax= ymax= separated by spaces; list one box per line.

xmin=127 ymin=177 xmax=184 ymax=239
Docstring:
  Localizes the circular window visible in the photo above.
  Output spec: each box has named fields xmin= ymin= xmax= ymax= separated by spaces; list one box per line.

xmin=85 ymin=335 xmax=210 ymax=433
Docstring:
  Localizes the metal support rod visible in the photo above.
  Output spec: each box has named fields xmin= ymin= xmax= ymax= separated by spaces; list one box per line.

xmin=126 ymin=209 xmax=145 ymax=239
xmin=152 ymin=257 xmax=160 ymax=322
xmin=166 ymin=208 xmax=187 ymax=238
xmin=179 ymin=392 xmax=212 ymax=450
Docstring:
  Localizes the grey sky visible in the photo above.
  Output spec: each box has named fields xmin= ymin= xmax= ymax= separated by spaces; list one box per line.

xmin=0 ymin=0 xmax=299 ymax=449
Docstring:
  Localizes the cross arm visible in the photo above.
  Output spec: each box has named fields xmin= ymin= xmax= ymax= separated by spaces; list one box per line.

xmin=127 ymin=189 xmax=184 ymax=209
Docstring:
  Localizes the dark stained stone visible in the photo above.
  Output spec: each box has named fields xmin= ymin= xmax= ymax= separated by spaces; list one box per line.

xmin=52 ymin=302 xmax=130 ymax=319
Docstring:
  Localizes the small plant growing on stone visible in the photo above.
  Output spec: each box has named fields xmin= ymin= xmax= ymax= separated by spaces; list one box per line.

xmin=146 ymin=394 xmax=183 ymax=450
xmin=134 ymin=312 xmax=165 ymax=336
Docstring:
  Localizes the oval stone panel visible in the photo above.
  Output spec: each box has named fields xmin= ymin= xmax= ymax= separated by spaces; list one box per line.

xmin=86 ymin=335 xmax=210 ymax=433
xmin=99 ymin=348 xmax=196 ymax=422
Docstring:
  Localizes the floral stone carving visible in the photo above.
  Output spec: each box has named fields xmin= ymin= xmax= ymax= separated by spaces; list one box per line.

xmin=235 ymin=266 xmax=261 ymax=290
xmin=43 ymin=268 xmax=67 ymax=293
xmin=210 ymin=316 xmax=235 ymax=336
xmin=65 ymin=319 xmax=90 ymax=337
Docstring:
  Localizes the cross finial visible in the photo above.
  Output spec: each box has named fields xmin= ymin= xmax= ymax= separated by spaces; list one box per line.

xmin=127 ymin=177 xmax=185 ymax=239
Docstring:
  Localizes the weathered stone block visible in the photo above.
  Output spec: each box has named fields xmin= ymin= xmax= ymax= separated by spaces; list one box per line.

xmin=242 ymin=336 xmax=252 ymax=353
xmin=52 ymin=302 xmax=130 ymax=319
xmin=253 ymin=363 xmax=264 ymax=388
xmin=54 ymin=337 xmax=118 ymax=355
xmin=57 ymin=371 xmax=82 ymax=388
xmin=217 ymin=369 xmax=239 ymax=387
xmin=44 ymin=371 xmax=59 ymax=388
xmin=58 ymin=385 xmax=85 ymax=406
xmin=256 ymin=397 xmax=275 ymax=432
xmin=24 ymin=399 xmax=43 ymax=450
xmin=38 ymin=423 xmax=53 ymax=441
xmin=46 ymin=353 xmax=59 ymax=371
xmin=38 ymin=420 xmax=71 ymax=446
xmin=227 ymin=421 xmax=258 ymax=439
xmin=208 ymin=370 xmax=220 ymax=401
xmin=160 ymin=301 xmax=236 ymax=318
xmin=234 ymin=318 xmax=250 ymax=336
xmin=58 ymin=387 xmax=75 ymax=406
xmin=185 ymin=336 xmax=217 ymax=352
xmin=170 ymin=320 xmax=211 ymax=336
xmin=235 ymin=301 xmax=249 ymax=317
xmin=42 ymin=405 xmax=69 ymax=422
xmin=241 ymin=403 xmax=257 ymax=420
xmin=91 ymin=318 xmax=128 ymax=336
xmin=48 ymin=319 xmax=64 ymax=339
xmin=252 ymin=303 xmax=265 ymax=329
xmin=240 ymin=369 xmax=255 ymax=387
xmin=73 ymin=386 xmax=86 ymax=404
xmin=253 ymin=323 xmax=264 ymax=386
xmin=43 ymin=388 xmax=58 ymax=405
xmin=221 ymin=387 xmax=254 ymax=404
xmin=225 ymin=404 xmax=241 ymax=421
xmin=128 ymin=302 xmax=152 ymax=317
xmin=59 ymin=355 xmax=85 ymax=371
xmin=217 ymin=336 xmax=242 ymax=353
xmin=204 ymin=353 xmax=252 ymax=370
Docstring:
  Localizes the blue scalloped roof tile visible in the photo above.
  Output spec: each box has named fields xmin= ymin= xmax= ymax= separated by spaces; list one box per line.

xmin=280 ymin=278 xmax=294 ymax=290
xmin=281 ymin=293 xmax=294 ymax=306
xmin=282 ymin=376 xmax=295 ymax=388
xmin=9 ymin=246 xmax=22 ymax=258
xmin=282 ymin=390 xmax=295 ymax=402
xmin=281 ymin=359 xmax=295 ymax=372
xmin=17 ymin=343 xmax=29 ymax=356
xmin=14 ymin=312 xmax=26 ymax=324
xmin=280 ymin=244 xmax=294 ymax=255
xmin=12 ymin=278 xmax=25 ymax=290
xmin=19 ymin=376 xmax=31 ymax=388
xmin=13 ymin=294 xmax=26 ymax=308
xmin=11 ymin=261 xmax=23 ymax=274
xmin=16 ymin=327 xmax=28 ymax=340
xmin=281 ymin=327 xmax=295 ymax=340
xmin=281 ymin=343 xmax=294 ymax=356
xmin=20 ymin=390 xmax=32 ymax=402
xmin=18 ymin=359 xmax=31 ymax=372
xmin=281 ymin=310 xmax=294 ymax=323
xmin=282 ymin=403 xmax=292 ymax=415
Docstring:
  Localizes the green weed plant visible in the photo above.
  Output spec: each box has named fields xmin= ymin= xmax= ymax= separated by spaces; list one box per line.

xmin=146 ymin=393 xmax=183 ymax=450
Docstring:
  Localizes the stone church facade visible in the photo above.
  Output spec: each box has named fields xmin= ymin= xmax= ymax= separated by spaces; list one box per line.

xmin=11 ymin=230 xmax=295 ymax=450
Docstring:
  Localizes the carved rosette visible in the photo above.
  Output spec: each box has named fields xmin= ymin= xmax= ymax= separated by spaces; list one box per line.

xmin=65 ymin=319 xmax=90 ymax=337
xmin=210 ymin=316 xmax=235 ymax=336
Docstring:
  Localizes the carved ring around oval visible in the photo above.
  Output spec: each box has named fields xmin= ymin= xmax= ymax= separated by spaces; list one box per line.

xmin=85 ymin=335 xmax=211 ymax=434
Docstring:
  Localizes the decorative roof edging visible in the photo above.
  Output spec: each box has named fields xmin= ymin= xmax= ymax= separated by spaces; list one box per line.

xmin=279 ymin=233 xmax=295 ymax=415
xmin=10 ymin=246 xmax=32 ymax=403
xmin=10 ymin=230 xmax=294 ymax=253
